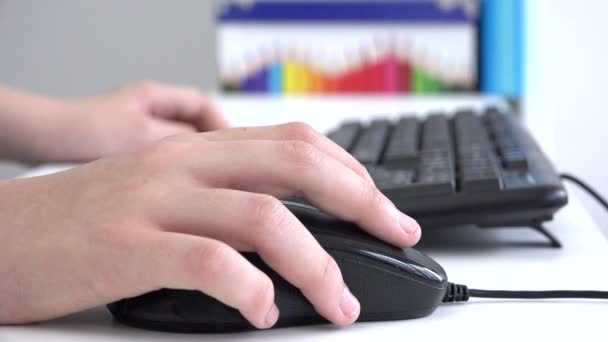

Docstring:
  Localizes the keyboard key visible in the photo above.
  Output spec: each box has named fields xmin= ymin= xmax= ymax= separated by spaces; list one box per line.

xmin=501 ymin=170 xmax=535 ymax=188
xmin=322 ymin=106 xmax=568 ymax=231
xmin=366 ymin=166 xmax=414 ymax=190
xmin=415 ymin=149 xmax=455 ymax=194
xmin=454 ymin=110 xmax=503 ymax=192
xmin=415 ymin=113 xmax=455 ymax=194
xmin=383 ymin=117 xmax=419 ymax=169
xmin=327 ymin=122 xmax=361 ymax=150
xmin=461 ymin=168 xmax=502 ymax=192
xmin=485 ymin=108 xmax=529 ymax=170
xmin=408 ymin=179 xmax=454 ymax=196
xmin=502 ymin=150 xmax=528 ymax=169
xmin=422 ymin=113 xmax=451 ymax=150
xmin=350 ymin=120 xmax=391 ymax=164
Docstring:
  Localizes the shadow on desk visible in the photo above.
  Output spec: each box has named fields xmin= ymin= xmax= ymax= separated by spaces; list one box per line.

xmin=24 ymin=299 xmax=607 ymax=341
xmin=24 ymin=307 xmax=357 ymax=341
xmin=416 ymin=225 xmax=560 ymax=254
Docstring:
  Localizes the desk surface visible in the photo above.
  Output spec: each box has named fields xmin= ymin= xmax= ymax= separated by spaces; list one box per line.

xmin=4 ymin=96 xmax=608 ymax=341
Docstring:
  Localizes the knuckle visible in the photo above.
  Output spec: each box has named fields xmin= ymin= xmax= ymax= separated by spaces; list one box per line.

xmin=362 ymin=184 xmax=386 ymax=211
xmin=185 ymin=241 xmax=233 ymax=280
xmin=141 ymin=139 xmax=193 ymax=164
xmin=280 ymin=140 xmax=323 ymax=168
xmin=248 ymin=195 xmax=289 ymax=236
xmin=116 ymin=81 xmax=161 ymax=112
xmin=281 ymin=122 xmax=321 ymax=144
xmin=370 ymin=187 xmax=387 ymax=210
xmin=182 ymin=86 xmax=205 ymax=98
xmin=354 ymin=163 xmax=371 ymax=179
xmin=134 ymin=80 xmax=159 ymax=93
xmin=243 ymin=277 xmax=274 ymax=316
xmin=302 ymin=254 xmax=340 ymax=293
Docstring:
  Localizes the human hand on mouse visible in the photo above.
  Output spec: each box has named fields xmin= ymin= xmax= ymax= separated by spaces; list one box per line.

xmin=0 ymin=82 xmax=228 ymax=164
xmin=0 ymin=123 xmax=421 ymax=329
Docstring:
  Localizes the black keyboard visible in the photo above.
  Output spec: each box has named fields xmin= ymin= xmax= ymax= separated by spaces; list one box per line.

xmin=326 ymin=106 xmax=568 ymax=232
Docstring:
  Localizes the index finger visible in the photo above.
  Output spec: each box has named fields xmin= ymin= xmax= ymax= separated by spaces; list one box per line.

xmin=199 ymin=122 xmax=373 ymax=183
xmin=194 ymin=140 xmax=420 ymax=248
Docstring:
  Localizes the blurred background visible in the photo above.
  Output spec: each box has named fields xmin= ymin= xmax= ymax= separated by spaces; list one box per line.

xmin=0 ymin=0 xmax=607 ymax=229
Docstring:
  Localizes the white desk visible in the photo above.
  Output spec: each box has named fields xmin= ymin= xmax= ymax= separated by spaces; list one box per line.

xmin=4 ymin=96 xmax=608 ymax=341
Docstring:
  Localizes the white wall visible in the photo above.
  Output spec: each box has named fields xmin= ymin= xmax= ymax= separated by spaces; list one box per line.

xmin=0 ymin=0 xmax=218 ymax=97
xmin=0 ymin=0 xmax=218 ymax=177
xmin=526 ymin=0 xmax=608 ymax=234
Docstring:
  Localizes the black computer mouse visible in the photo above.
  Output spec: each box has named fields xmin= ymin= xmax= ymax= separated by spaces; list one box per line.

xmin=107 ymin=200 xmax=448 ymax=332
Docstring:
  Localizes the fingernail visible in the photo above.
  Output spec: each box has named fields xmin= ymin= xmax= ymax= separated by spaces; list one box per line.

xmin=265 ymin=303 xmax=279 ymax=327
xmin=340 ymin=286 xmax=360 ymax=319
xmin=399 ymin=213 xmax=420 ymax=235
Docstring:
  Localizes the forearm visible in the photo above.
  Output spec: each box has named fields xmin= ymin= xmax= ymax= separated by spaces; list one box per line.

xmin=0 ymin=86 xmax=62 ymax=164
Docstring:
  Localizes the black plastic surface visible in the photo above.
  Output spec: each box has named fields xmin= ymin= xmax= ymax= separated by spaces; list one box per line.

xmin=326 ymin=107 xmax=568 ymax=230
xmin=107 ymin=202 xmax=448 ymax=332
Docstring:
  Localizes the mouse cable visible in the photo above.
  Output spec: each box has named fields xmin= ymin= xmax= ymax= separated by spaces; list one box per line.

xmin=439 ymin=174 xmax=608 ymax=303
xmin=560 ymin=173 xmax=608 ymax=213
xmin=442 ymin=283 xmax=608 ymax=303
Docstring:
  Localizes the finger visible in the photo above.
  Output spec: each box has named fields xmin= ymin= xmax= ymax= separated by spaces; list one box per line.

xmin=199 ymin=122 xmax=373 ymax=183
xmin=154 ymin=189 xmax=360 ymax=326
xmin=139 ymin=82 xmax=230 ymax=131
xmin=193 ymin=140 xmax=421 ymax=248
xmin=148 ymin=232 xmax=279 ymax=329
xmin=146 ymin=118 xmax=196 ymax=140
